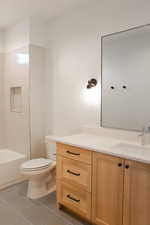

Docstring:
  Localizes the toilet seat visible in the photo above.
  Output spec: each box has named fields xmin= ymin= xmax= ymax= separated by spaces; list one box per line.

xmin=21 ymin=158 xmax=53 ymax=171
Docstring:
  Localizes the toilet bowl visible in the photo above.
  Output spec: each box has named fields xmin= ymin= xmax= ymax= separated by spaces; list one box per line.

xmin=20 ymin=137 xmax=56 ymax=199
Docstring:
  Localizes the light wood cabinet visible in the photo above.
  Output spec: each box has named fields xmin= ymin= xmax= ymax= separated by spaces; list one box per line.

xmin=57 ymin=156 xmax=92 ymax=192
xmin=56 ymin=143 xmax=92 ymax=221
xmin=57 ymin=181 xmax=91 ymax=220
xmin=57 ymin=143 xmax=92 ymax=164
xmin=92 ymin=152 xmax=124 ymax=225
xmin=123 ymin=160 xmax=150 ymax=225
xmin=56 ymin=143 xmax=150 ymax=225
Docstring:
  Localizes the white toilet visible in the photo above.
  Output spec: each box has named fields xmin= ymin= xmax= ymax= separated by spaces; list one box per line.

xmin=20 ymin=136 xmax=56 ymax=199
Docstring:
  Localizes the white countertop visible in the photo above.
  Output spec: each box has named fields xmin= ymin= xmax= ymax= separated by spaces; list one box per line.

xmin=51 ymin=133 xmax=150 ymax=165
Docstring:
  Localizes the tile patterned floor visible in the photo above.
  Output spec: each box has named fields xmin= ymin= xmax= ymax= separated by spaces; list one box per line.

xmin=0 ymin=182 xmax=90 ymax=225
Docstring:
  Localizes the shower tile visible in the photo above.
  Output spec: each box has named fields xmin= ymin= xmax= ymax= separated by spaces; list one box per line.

xmin=10 ymin=86 xmax=22 ymax=113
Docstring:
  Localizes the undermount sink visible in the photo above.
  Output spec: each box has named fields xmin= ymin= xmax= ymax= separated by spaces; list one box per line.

xmin=112 ymin=143 xmax=149 ymax=153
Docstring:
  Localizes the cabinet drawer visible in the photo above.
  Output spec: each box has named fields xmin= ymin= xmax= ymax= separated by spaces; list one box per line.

xmin=57 ymin=143 xmax=92 ymax=164
xmin=57 ymin=156 xmax=91 ymax=192
xmin=57 ymin=181 xmax=91 ymax=220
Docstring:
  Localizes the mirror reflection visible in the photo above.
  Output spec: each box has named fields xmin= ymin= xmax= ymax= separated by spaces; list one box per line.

xmin=101 ymin=25 xmax=150 ymax=131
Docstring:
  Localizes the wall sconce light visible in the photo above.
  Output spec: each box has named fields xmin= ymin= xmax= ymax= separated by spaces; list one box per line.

xmin=87 ymin=78 xmax=97 ymax=89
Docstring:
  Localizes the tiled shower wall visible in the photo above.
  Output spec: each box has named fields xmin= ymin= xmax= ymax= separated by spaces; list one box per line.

xmin=3 ymin=47 xmax=30 ymax=156
xmin=0 ymin=21 xmax=46 ymax=159
xmin=2 ymin=45 xmax=45 ymax=158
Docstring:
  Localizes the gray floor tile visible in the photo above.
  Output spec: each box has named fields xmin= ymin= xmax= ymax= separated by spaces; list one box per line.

xmin=52 ymin=207 xmax=90 ymax=225
xmin=38 ymin=192 xmax=57 ymax=210
xmin=20 ymin=204 xmax=69 ymax=225
xmin=0 ymin=182 xmax=91 ymax=225
xmin=0 ymin=188 xmax=37 ymax=212
xmin=0 ymin=181 xmax=28 ymax=198
xmin=0 ymin=200 xmax=32 ymax=225
xmin=38 ymin=194 xmax=90 ymax=225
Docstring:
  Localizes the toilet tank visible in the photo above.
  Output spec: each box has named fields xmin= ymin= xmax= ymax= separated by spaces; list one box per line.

xmin=45 ymin=136 xmax=56 ymax=161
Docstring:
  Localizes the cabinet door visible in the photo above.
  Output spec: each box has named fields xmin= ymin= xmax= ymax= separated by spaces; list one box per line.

xmin=92 ymin=152 xmax=124 ymax=225
xmin=123 ymin=160 xmax=150 ymax=225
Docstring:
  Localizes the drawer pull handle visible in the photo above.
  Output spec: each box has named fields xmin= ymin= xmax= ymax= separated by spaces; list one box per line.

xmin=67 ymin=169 xmax=80 ymax=176
xmin=118 ymin=163 xmax=122 ymax=167
xmin=67 ymin=194 xmax=80 ymax=203
xmin=66 ymin=150 xmax=80 ymax=156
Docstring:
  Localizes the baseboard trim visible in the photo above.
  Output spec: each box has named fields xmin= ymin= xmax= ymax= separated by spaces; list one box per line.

xmin=0 ymin=178 xmax=27 ymax=191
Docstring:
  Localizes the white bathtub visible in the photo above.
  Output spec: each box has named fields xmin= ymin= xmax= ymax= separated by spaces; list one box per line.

xmin=0 ymin=149 xmax=27 ymax=189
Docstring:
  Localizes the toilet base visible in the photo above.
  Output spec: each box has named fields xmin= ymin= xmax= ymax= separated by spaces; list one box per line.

xmin=21 ymin=160 xmax=56 ymax=199
xmin=27 ymin=177 xmax=56 ymax=199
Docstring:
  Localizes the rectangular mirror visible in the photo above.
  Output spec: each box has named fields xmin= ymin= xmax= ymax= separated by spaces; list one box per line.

xmin=101 ymin=24 xmax=150 ymax=131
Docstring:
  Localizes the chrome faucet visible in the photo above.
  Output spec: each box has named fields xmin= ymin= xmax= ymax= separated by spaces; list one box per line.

xmin=139 ymin=126 xmax=150 ymax=145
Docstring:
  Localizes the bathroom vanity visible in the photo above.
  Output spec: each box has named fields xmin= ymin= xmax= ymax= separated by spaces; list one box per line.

xmin=56 ymin=133 xmax=150 ymax=225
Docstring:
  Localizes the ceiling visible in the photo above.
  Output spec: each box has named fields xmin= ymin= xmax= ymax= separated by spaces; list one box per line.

xmin=0 ymin=0 xmax=94 ymax=28
xmin=0 ymin=0 xmax=150 ymax=29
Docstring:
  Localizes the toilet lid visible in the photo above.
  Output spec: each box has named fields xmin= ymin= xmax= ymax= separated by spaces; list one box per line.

xmin=21 ymin=158 xmax=53 ymax=170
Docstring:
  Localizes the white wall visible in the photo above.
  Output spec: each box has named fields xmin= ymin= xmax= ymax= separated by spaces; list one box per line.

xmin=29 ymin=19 xmax=47 ymax=158
xmin=0 ymin=53 xmax=4 ymax=147
xmin=4 ymin=19 xmax=29 ymax=52
xmin=0 ymin=29 xmax=4 ymax=53
xmin=30 ymin=18 xmax=47 ymax=48
xmin=45 ymin=0 xmax=150 ymax=136
xmin=0 ymin=30 xmax=4 ymax=147
xmin=30 ymin=44 xmax=46 ymax=158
